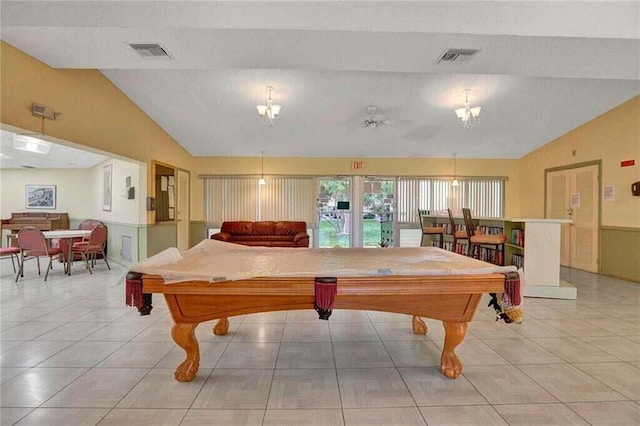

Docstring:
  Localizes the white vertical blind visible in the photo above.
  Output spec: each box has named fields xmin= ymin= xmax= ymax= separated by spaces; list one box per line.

xmin=204 ymin=178 xmax=258 ymax=226
xmin=399 ymin=178 xmax=504 ymax=223
xmin=204 ymin=177 xmax=315 ymax=226
xmin=259 ymin=177 xmax=315 ymax=222
xmin=205 ymin=176 xmax=503 ymax=228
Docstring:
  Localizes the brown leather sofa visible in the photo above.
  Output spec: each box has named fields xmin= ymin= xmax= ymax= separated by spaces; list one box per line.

xmin=211 ymin=221 xmax=309 ymax=247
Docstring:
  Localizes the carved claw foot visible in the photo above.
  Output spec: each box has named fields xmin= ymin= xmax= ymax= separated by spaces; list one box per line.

xmin=440 ymin=321 xmax=467 ymax=379
xmin=171 ymin=323 xmax=200 ymax=382
xmin=213 ymin=317 xmax=229 ymax=335
xmin=174 ymin=357 xmax=199 ymax=382
xmin=412 ymin=316 xmax=428 ymax=335
xmin=440 ymin=351 xmax=462 ymax=379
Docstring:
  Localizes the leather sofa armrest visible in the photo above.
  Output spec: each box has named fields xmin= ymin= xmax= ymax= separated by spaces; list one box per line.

xmin=212 ymin=232 xmax=232 ymax=242
xmin=293 ymin=232 xmax=310 ymax=247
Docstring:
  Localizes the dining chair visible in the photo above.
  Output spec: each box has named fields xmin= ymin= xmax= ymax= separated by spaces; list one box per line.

xmin=418 ymin=209 xmax=444 ymax=248
xmin=447 ymin=208 xmax=470 ymax=254
xmin=71 ymin=224 xmax=110 ymax=274
xmin=462 ymin=208 xmax=507 ymax=265
xmin=15 ymin=226 xmax=65 ymax=282
xmin=0 ymin=246 xmax=21 ymax=273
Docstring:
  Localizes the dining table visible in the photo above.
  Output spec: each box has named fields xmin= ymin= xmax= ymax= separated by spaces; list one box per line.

xmin=43 ymin=229 xmax=92 ymax=276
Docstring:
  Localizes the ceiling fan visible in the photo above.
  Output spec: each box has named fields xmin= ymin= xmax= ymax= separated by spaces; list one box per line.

xmin=361 ymin=106 xmax=392 ymax=128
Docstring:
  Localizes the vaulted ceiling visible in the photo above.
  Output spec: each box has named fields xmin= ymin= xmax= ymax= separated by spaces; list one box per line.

xmin=2 ymin=1 xmax=639 ymax=160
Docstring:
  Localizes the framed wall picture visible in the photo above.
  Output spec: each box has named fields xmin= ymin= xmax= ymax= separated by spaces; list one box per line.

xmin=26 ymin=185 xmax=57 ymax=209
xmin=103 ymin=164 xmax=113 ymax=211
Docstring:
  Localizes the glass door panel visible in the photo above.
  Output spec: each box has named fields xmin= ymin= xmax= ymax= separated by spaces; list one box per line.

xmin=362 ymin=178 xmax=395 ymax=248
xmin=317 ymin=178 xmax=352 ymax=248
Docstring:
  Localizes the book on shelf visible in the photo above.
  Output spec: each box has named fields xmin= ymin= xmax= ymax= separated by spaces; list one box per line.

xmin=510 ymin=228 xmax=525 ymax=246
xmin=511 ymin=253 xmax=525 ymax=269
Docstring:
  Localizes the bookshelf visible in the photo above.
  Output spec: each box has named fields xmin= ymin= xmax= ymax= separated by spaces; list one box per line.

xmin=510 ymin=218 xmax=576 ymax=300
xmin=419 ymin=213 xmax=511 ymax=265
xmin=419 ymin=214 xmax=576 ymax=300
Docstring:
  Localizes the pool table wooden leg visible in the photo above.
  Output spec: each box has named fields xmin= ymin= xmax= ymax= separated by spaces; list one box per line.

xmin=412 ymin=316 xmax=428 ymax=335
xmin=171 ymin=323 xmax=200 ymax=382
xmin=213 ymin=317 xmax=229 ymax=335
xmin=440 ymin=321 xmax=467 ymax=379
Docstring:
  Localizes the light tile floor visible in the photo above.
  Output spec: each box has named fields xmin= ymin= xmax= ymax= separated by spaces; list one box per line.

xmin=1 ymin=259 xmax=639 ymax=425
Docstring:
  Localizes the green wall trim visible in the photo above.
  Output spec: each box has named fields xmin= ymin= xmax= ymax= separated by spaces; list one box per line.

xmin=601 ymin=227 xmax=640 ymax=283
xmin=601 ymin=225 xmax=640 ymax=233
xmin=545 ymin=160 xmax=602 ymax=174
xmin=70 ymin=218 xmax=144 ymax=268
xmin=147 ymin=222 xmax=177 ymax=257
xmin=190 ymin=221 xmax=206 ymax=248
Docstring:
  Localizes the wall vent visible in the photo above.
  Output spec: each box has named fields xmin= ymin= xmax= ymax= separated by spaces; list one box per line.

xmin=122 ymin=235 xmax=132 ymax=262
xmin=128 ymin=43 xmax=173 ymax=59
xmin=436 ymin=49 xmax=479 ymax=65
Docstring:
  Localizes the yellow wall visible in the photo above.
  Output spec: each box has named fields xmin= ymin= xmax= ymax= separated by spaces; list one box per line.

xmin=192 ymin=157 xmax=522 ymax=221
xmin=3 ymin=40 xmax=636 ymax=242
xmin=520 ymin=96 xmax=640 ymax=227
xmin=0 ymin=42 xmax=195 ymax=224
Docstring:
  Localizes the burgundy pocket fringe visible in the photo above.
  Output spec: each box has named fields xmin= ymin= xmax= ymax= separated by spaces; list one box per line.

xmin=314 ymin=277 xmax=338 ymax=320
xmin=125 ymin=275 xmax=143 ymax=308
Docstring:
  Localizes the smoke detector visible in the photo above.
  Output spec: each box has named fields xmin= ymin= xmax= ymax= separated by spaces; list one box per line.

xmin=436 ymin=49 xmax=480 ymax=65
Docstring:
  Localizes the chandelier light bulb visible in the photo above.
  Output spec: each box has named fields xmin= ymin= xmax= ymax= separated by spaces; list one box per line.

xmin=455 ymin=89 xmax=481 ymax=129
xmin=257 ymin=86 xmax=281 ymax=127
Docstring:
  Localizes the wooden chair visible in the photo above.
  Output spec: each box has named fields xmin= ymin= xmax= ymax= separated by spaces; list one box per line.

xmin=462 ymin=208 xmax=507 ymax=265
xmin=418 ymin=210 xmax=444 ymax=248
xmin=71 ymin=225 xmax=110 ymax=274
xmin=0 ymin=246 xmax=21 ymax=273
xmin=15 ymin=226 xmax=65 ymax=282
xmin=447 ymin=208 xmax=470 ymax=254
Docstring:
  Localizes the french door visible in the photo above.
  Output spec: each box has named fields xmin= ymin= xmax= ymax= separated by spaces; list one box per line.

xmin=546 ymin=164 xmax=599 ymax=272
xmin=317 ymin=177 xmax=352 ymax=248
xmin=361 ymin=177 xmax=396 ymax=247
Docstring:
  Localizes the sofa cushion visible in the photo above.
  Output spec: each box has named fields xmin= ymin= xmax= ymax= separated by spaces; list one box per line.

xmin=275 ymin=221 xmax=307 ymax=236
xmin=253 ymin=221 xmax=276 ymax=236
xmin=221 ymin=221 xmax=254 ymax=236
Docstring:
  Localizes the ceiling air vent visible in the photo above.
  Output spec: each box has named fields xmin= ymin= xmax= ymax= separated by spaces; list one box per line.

xmin=436 ymin=49 xmax=479 ymax=65
xmin=129 ymin=43 xmax=173 ymax=59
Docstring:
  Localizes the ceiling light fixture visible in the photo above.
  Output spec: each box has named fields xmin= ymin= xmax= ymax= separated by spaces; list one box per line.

xmin=455 ymin=89 xmax=481 ymax=129
xmin=13 ymin=134 xmax=52 ymax=155
xmin=258 ymin=151 xmax=266 ymax=185
xmin=256 ymin=86 xmax=281 ymax=127
xmin=451 ymin=153 xmax=459 ymax=187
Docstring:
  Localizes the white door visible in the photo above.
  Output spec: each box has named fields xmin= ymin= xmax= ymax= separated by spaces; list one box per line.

xmin=176 ymin=169 xmax=190 ymax=251
xmin=546 ymin=164 xmax=599 ymax=272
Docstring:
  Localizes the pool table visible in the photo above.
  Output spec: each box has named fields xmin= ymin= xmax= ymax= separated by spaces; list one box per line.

xmin=126 ymin=241 xmax=510 ymax=382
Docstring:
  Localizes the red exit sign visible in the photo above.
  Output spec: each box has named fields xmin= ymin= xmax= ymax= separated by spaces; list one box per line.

xmin=621 ymin=160 xmax=635 ymax=167
xmin=351 ymin=161 xmax=364 ymax=170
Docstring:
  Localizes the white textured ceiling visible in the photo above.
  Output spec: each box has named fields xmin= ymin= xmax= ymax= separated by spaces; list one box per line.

xmin=1 ymin=1 xmax=639 ymax=160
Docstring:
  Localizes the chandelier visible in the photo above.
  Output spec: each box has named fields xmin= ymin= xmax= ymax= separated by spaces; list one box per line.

xmin=455 ymin=89 xmax=481 ymax=129
xmin=256 ymin=86 xmax=281 ymax=127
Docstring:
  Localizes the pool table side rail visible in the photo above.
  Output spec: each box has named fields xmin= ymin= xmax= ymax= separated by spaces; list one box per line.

xmin=142 ymin=274 xmax=505 ymax=324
